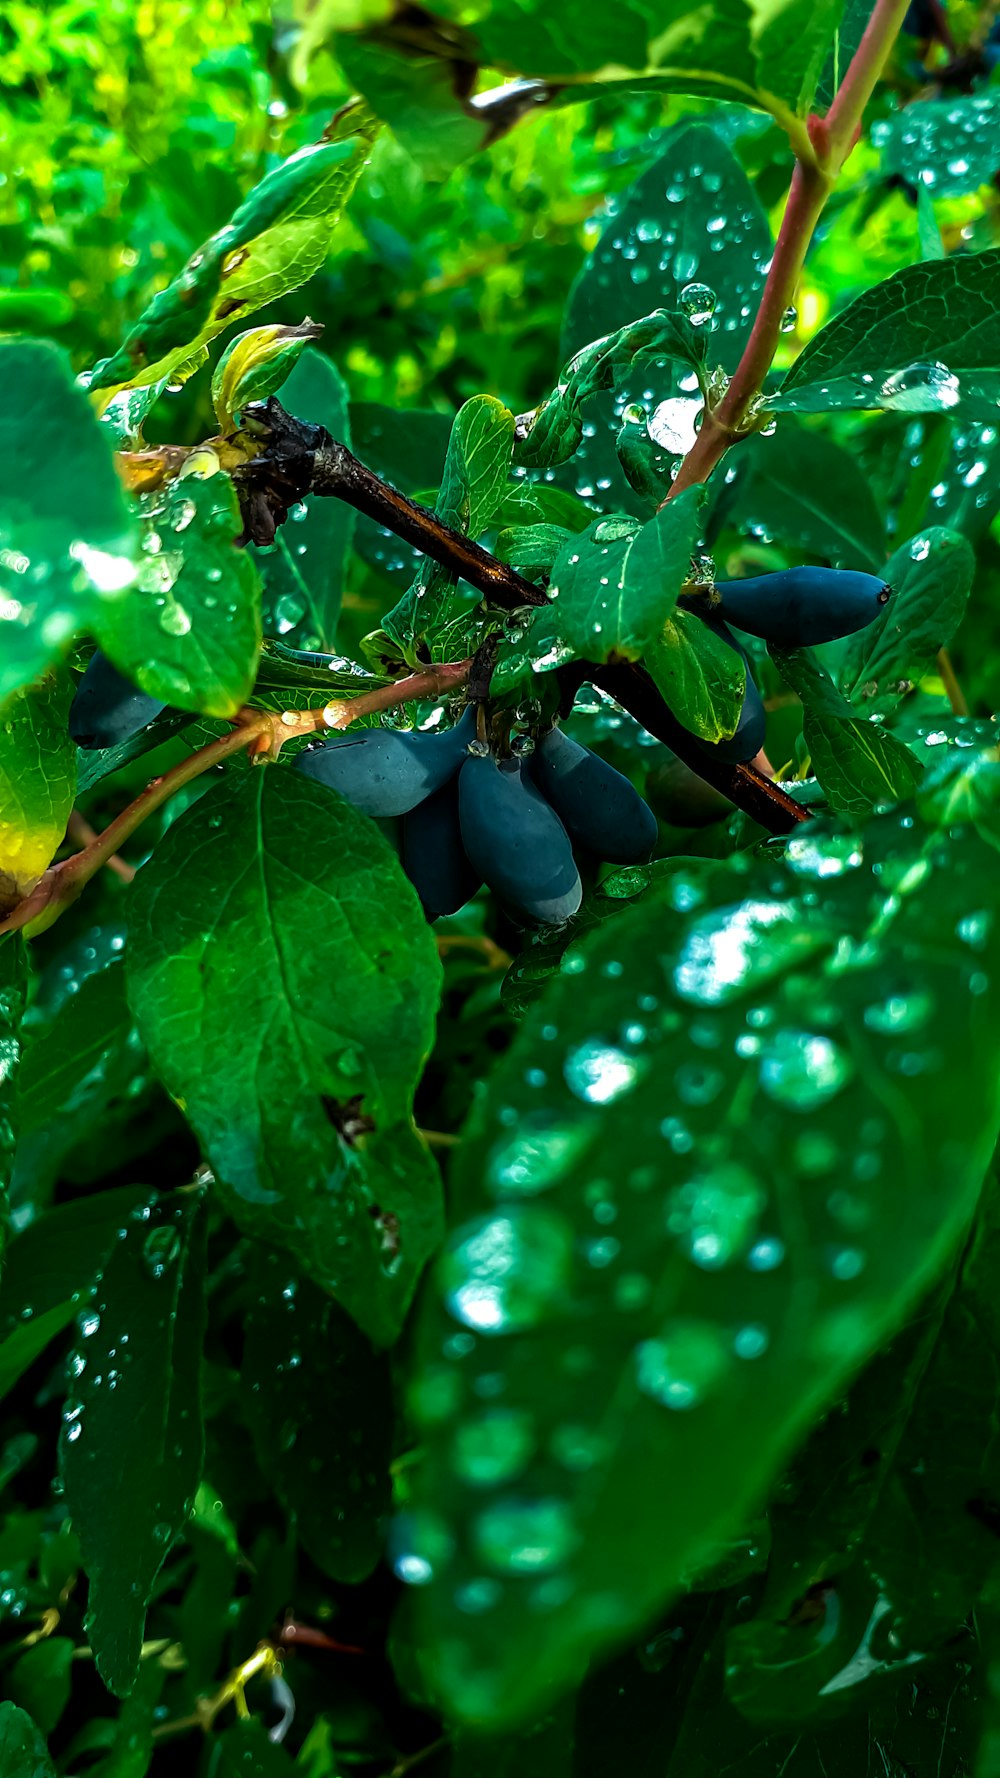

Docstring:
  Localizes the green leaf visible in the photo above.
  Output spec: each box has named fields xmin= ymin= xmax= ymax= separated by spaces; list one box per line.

xmin=60 ymin=1190 xmax=207 ymax=1697
xmin=559 ymin=124 xmax=770 ymax=515
xmin=6 ymin=1638 xmax=74 ymax=1737
xmin=211 ymin=320 xmax=323 ymax=432
xmin=0 ymin=935 xmax=27 ymax=1242
xmin=95 ymin=471 xmax=262 ymax=717
xmin=774 ymin=250 xmax=1000 ymax=415
xmin=724 ymin=423 xmax=886 ymax=568
xmin=0 ymin=668 xmax=76 ymax=915
xmin=494 ymin=525 xmax=574 ymax=583
xmin=404 ymin=808 xmax=1000 ymax=1725
xmin=753 ymin=0 xmax=846 ymax=115
xmin=18 ymin=959 xmax=138 ymax=1142
xmin=336 ymin=31 xmax=484 ymax=179
xmin=241 ymin=1250 xmax=392 ymax=1581
xmin=0 ymin=340 xmax=140 ymax=703
xmin=514 ymin=311 xmax=706 ymax=473
xmin=564 ymin=125 xmax=770 ymax=369
xmin=772 ymin=648 xmax=922 ymax=815
xmin=382 ymin=395 xmax=514 ymax=660
xmin=89 ymin=114 xmax=379 ymax=395
xmin=126 ymin=769 xmax=444 ymax=1345
xmin=543 ymin=492 xmax=704 ymax=663
xmin=256 ymin=349 xmax=355 ymax=651
xmin=0 ymin=1702 xmax=56 ymax=1777
xmin=645 ymin=605 xmax=746 ymax=742
xmin=210 ymin=1720 xmax=295 ymax=1776
xmin=839 ymin=526 xmax=973 ymax=712
xmin=876 ymin=93 xmax=1000 ymax=200
xmin=349 ymin=402 xmax=454 ymax=586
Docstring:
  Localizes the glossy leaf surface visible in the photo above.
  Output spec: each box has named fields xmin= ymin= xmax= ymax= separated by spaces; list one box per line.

xmin=405 ymin=809 xmax=1000 ymax=1724
xmin=126 ymin=769 xmax=444 ymax=1344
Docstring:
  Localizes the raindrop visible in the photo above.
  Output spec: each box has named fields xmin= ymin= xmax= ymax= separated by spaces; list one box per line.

xmin=879 ymin=361 xmax=961 ymax=413
xmin=564 ymin=1040 xmax=644 ymax=1104
xmin=636 ymin=1319 xmax=731 ymax=1410
xmin=678 ymin=282 xmax=717 ymax=325
xmin=759 ymin=1030 xmax=854 ymax=1110
xmin=779 ymin=305 xmax=798 ymax=333
xmin=440 ymin=1207 xmax=574 ymax=1334
xmin=474 ymin=1497 xmax=578 ymax=1574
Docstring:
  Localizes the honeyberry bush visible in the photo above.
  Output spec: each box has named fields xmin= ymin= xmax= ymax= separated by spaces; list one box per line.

xmin=6 ymin=0 xmax=1000 ymax=1771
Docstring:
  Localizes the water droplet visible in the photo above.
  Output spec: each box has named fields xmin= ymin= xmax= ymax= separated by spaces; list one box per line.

xmin=564 ymin=1040 xmax=644 ymax=1104
xmin=453 ymin=1409 xmax=535 ymax=1485
xmin=159 ymin=602 xmax=192 ymax=637
xmin=486 ymin=1122 xmax=592 ymax=1196
xmin=759 ymin=1030 xmax=853 ymax=1110
xmin=474 ymin=1497 xmax=578 ymax=1573
xmin=647 ymin=396 xmax=702 ymax=455
xmin=879 ymin=361 xmax=961 ymax=413
xmin=440 ymin=1208 xmax=574 ymax=1334
xmin=678 ymin=282 xmax=717 ymax=325
xmin=779 ymin=305 xmax=798 ymax=333
xmin=636 ymin=1320 xmax=731 ymax=1410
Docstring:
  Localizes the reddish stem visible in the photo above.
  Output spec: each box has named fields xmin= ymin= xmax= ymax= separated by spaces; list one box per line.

xmin=663 ymin=0 xmax=914 ymax=503
xmin=0 ymin=662 xmax=472 ymax=939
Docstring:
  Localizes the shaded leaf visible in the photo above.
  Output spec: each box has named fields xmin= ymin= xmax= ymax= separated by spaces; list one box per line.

xmin=6 ymin=1638 xmax=74 ymax=1737
xmin=382 ymin=395 xmax=514 ymax=660
xmin=404 ymin=809 xmax=1000 ymax=1724
xmin=337 ymin=30 xmax=484 ymax=179
xmin=242 ymin=1250 xmax=392 ymax=1581
xmin=839 ymin=526 xmax=974 ymax=711
xmin=724 ymin=424 xmax=885 ymax=568
xmin=60 ymin=1191 xmax=207 ymax=1696
xmin=209 ymin=1720 xmax=295 ymax=1776
xmin=0 ymin=1702 xmax=56 ymax=1777
xmin=0 ymin=340 xmax=139 ymax=704
xmin=126 ymin=769 xmax=444 ymax=1345
xmin=543 ymin=493 xmax=704 ymax=663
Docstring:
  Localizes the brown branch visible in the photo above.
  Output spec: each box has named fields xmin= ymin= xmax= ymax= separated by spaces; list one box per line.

xmin=235 ymin=401 xmax=801 ymax=835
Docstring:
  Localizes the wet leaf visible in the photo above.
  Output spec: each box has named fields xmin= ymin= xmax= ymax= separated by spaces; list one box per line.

xmin=0 ymin=935 xmax=27 ymax=1248
xmin=337 ymin=30 xmax=483 ymax=179
xmin=0 ymin=669 xmax=75 ymax=916
xmin=242 ymin=1251 xmax=392 ymax=1581
xmin=839 ymin=527 xmax=974 ymax=712
xmin=876 ymin=93 xmax=1000 ymax=200
xmin=60 ymin=1191 xmax=207 ymax=1696
xmin=724 ymin=424 xmax=886 ymax=569
xmin=559 ymin=123 xmax=770 ymax=514
xmin=126 ymin=769 xmax=444 ymax=1345
xmin=404 ymin=809 xmax=1000 ymax=1724
xmin=210 ymin=1720 xmax=295 ymax=1775
xmin=544 ymin=492 xmax=704 ymax=664
xmin=0 ymin=340 xmax=140 ymax=704
xmin=256 ymin=349 xmax=356 ymax=652
xmin=775 ymin=250 xmax=1000 ymax=416
xmin=93 ymin=471 xmax=261 ymax=717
